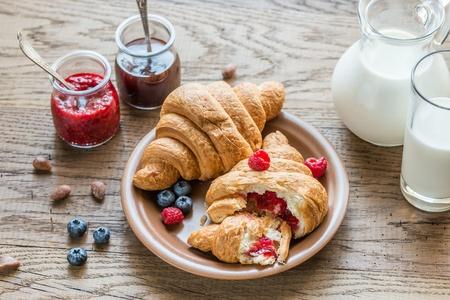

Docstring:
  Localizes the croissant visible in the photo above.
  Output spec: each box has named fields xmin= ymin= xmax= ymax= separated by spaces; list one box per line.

xmin=133 ymin=81 xmax=285 ymax=191
xmin=188 ymin=213 xmax=291 ymax=265
xmin=205 ymin=131 xmax=328 ymax=239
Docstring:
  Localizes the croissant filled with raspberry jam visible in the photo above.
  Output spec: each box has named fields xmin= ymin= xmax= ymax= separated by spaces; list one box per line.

xmin=205 ymin=131 xmax=328 ymax=240
xmin=133 ymin=81 xmax=285 ymax=191
xmin=188 ymin=213 xmax=292 ymax=265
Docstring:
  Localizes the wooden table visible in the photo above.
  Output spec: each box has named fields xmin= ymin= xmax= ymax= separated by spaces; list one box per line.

xmin=1 ymin=0 xmax=449 ymax=298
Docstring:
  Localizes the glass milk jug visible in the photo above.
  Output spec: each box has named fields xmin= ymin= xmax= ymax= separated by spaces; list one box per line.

xmin=332 ymin=0 xmax=450 ymax=146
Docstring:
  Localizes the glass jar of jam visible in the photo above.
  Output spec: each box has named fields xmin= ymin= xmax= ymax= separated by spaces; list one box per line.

xmin=50 ymin=50 xmax=120 ymax=148
xmin=115 ymin=14 xmax=181 ymax=110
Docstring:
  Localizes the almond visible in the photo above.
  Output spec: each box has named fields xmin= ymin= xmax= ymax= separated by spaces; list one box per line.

xmin=32 ymin=156 xmax=52 ymax=172
xmin=0 ymin=256 xmax=20 ymax=272
xmin=91 ymin=181 xmax=106 ymax=200
xmin=222 ymin=63 xmax=237 ymax=80
xmin=51 ymin=185 xmax=71 ymax=201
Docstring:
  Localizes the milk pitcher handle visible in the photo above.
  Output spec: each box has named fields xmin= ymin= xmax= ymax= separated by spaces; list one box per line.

xmin=434 ymin=0 xmax=450 ymax=45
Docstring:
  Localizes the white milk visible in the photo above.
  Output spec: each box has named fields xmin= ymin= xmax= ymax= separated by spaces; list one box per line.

xmin=332 ymin=29 xmax=450 ymax=146
xmin=401 ymin=97 xmax=450 ymax=199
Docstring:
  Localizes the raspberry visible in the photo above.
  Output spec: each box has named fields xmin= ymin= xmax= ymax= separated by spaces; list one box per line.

xmin=247 ymin=192 xmax=262 ymax=203
xmin=282 ymin=209 xmax=299 ymax=231
xmin=247 ymin=236 xmax=277 ymax=258
xmin=305 ymin=156 xmax=328 ymax=179
xmin=248 ymin=150 xmax=270 ymax=171
xmin=246 ymin=191 xmax=300 ymax=231
xmin=161 ymin=207 xmax=184 ymax=225
xmin=258 ymin=191 xmax=287 ymax=215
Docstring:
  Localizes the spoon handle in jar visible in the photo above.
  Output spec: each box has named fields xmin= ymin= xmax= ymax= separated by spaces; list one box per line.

xmin=136 ymin=0 xmax=153 ymax=53
xmin=17 ymin=32 xmax=74 ymax=90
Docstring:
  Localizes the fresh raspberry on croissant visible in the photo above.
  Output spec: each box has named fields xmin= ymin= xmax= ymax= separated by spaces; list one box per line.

xmin=187 ymin=213 xmax=291 ymax=265
xmin=205 ymin=131 xmax=328 ymax=239
xmin=133 ymin=81 xmax=285 ymax=191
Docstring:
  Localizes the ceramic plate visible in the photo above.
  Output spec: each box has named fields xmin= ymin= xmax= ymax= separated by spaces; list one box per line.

xmin=121 ymin=111 xmax=349 ymax=280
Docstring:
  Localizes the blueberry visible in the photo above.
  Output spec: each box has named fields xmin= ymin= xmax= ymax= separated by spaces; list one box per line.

xmin=67 ymin=247 xmax=88 ymax=266
xmin=172 ymin=180 xmax=192 ymax=197
xmin=156 ymin=190 xmax=176 ymax=208
xmin=67 ymin=218 xmax=87 ymax=238
xmin=174 ymin=196 xmax=193 ymax=215
xmin=93 ymin=226 xmax=110 ymax=244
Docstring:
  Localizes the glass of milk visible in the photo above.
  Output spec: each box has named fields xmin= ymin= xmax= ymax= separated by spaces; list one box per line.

xmin=332 ymin=0 xmax=450 ymax=146
xmin=401 ymin=50 xmax=450 ymax=212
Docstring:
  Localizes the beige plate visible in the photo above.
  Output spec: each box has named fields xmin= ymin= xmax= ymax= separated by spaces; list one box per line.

xmin=121 ymin=112 xmax=349 ymax=280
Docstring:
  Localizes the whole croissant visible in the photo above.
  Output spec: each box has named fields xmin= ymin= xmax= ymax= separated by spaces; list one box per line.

xmin=205 ymin=131 xmax=328 ymax=239
xmin=188 ymin=213 xmax=291 ymax=265
xmin=133 ymin=81 xmax=285 ymax=191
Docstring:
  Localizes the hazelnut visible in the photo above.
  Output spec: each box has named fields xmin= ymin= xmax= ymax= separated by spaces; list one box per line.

xmin=222 ymin=63 xmax=237 ymax=80
xmin=50 ymin=185 xmax=71 ymax=201
xmin=32 ymin=156 xmax=52 ymax=172
xmin=0 ymin=256 xmax=20 ymax=272
xmin=91 ymin=181 xmax=106 ymax=200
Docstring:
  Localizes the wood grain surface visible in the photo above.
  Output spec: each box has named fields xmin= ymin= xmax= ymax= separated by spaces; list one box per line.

xmin=1 ymin=0 xmax=449 ymax=299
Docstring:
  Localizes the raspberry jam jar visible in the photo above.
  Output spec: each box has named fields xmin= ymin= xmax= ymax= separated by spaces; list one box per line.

xmin=50 ymin=51 xmax=120 ymax=148
xmin=115 ymin=14 xmax=180 ymax=110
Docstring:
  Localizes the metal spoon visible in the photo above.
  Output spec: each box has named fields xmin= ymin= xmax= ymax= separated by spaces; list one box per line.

xmin=136 ymin=0 xmax=153 ymax=53
xmin=17 ymin=31 xmax=74 ymax=90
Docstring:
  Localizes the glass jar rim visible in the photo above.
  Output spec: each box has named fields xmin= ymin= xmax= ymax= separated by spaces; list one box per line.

xmin=115 ymin=14 xmax=176 ymax=58
xmin=358 ymin=0 xmax=445 ymax=44
xmin=50 ymin=50 xmax=112 ymax=96
xmin=412 ymin=49 xmax=450 ymax=111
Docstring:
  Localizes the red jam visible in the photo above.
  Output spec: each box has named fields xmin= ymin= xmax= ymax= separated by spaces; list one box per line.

xmin=246 ymin=236 xmax=278 ymax=258
xmin=247 ymin=191 xmax=299 ymax=231
xmin=51 ymin=73 xmax=120 ymax=147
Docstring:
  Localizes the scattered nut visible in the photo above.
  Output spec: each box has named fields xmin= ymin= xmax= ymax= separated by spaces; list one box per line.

xmin=0 ymin=256 xmax=20 ymax=272
xmin=32 ymin=156 xmax=52 ymax=172
xmin=91 ymin=181 xmax=106 ymax=200
xmin=50 ymin=185 xmax=71 ymax=201
xmin=200 ymin=215 xmax=207 ymax=226
xmin=222 ymin=63 xmax=237 ymax=80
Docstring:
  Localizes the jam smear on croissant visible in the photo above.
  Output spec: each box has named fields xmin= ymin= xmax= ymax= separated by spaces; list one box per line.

xmin=247 ymin=191 xmax=299 ymax=231
xmin=246 ymin=236 xmax=278 ymax=258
